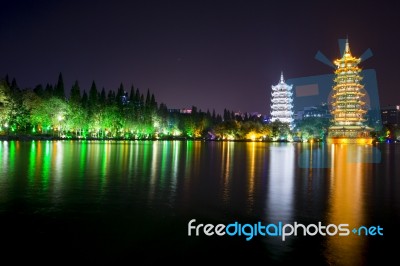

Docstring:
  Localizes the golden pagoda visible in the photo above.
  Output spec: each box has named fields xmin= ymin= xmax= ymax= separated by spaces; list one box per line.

xmin=327 ymin=39 xmax=373 ymax=144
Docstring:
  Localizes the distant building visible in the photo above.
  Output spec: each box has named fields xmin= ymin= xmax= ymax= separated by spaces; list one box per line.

xmin=233 ymin=111 xmax=262 ymax=120
xmin=295 ymin=103 xmax=331 ymax=120
xmin=381 ymin=105 xmax=400 ymax=125
xmin=270 ymin=72 xmax=294 ymax=126
xmin=168 ymin=108 xmax=192 ymax=114
xmin=120 ymin=91 xmax=129 ymax=105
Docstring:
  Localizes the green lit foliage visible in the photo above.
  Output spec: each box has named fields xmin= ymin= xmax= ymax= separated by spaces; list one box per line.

xmin=66 ymin=103 xmax=87 ymax=137
xmin=295 ymin=117 xmax=330 ymax=141
xmin=0 ymin=80 xmax=11 ymax=128
xmin=213 ymin=120 xmax=240 ymax=139
xmin=0 ymin=79 xmax=32 ymax=132
xmin=31 ymin=97 xmax=68 ymax=134
xmin=22 ymin=90 xmax=42 ymax=132
xmin=269 ymin=120 xmax=291 ymax=140
xmin=240 ymin=121 xmax=272 ymax=140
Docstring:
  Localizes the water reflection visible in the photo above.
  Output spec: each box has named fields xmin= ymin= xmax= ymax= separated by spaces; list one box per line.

xmin=221 ymin=141 xmax=234 ymax=205
xmin=247 ymin=142 xmax=256 ymax=212
xmin=325 ymin=144 xmax=374 ymax=265
xmin=267 ymin=143 xmax=295 ymax=222
xmin=0 ymin=141 xmax=398 ymax=263
xmin=263 ymin=143 xmax=296 ymax=260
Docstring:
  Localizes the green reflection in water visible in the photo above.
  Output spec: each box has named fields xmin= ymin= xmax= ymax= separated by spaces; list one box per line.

xmin=9 ymin=141 xmax=15 ymax=173
xmin=79 ymin=141 xmax=87 ymax=181
xmin=161 ymin=141 xmax=169 ymax=181
xmin=28 ymin=141 xmax=36 ymax=184
xmin=185 ymin=141 xmax=193 ymax=177
xmin=142 ymin=142 xmax=151 ymax=181
xmin=100 ymin=142 xmax=108 ymax=190
xmin=41 ymin=141 xmax=51 ymax=190
xmin=0 ymin=141 xmax=5 ymax=174
xmin=0 ymin=142 xmax=2 ymax=165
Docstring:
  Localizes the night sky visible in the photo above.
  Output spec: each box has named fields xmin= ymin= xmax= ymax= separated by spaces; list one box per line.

xmin=1 ymin=0 xmax=399 ymax=115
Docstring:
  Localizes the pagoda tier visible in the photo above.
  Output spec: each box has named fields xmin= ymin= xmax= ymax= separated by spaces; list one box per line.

xmin=327 ymin=39 xmax=373 ymax=143
xmin=270 ymin=73 xmax=294 ymax=125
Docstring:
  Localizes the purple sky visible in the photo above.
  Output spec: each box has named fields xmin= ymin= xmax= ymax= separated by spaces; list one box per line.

xmin=1 ymin=0 xmax=399 ymax=115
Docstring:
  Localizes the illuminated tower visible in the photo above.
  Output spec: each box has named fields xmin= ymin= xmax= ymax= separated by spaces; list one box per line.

xmin=270 ymin=72 xmax=294 ymax=126
xmin=327 ymin=39 xmax=372 ymax=144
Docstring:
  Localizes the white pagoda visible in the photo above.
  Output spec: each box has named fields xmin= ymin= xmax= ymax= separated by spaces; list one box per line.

xmin=270 ymin=72 xmax=294 ymax=126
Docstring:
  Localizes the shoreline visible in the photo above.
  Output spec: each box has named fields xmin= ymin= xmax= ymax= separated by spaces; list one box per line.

xmin=0 ymin=134 xmax=393 ymax=144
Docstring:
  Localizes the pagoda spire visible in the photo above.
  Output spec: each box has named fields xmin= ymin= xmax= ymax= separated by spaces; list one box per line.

xmin=280 ymin=71 xmax=285 ymax=83
xmin=344 ymin=37 xmax=351 ymax=57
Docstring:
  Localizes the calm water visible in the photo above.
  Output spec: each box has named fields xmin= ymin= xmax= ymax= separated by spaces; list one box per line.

xmin=0 ymin=140 xmax=399 ymax=264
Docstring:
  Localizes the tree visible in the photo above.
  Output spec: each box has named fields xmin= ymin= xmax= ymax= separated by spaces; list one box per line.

xmin=129 ymin=85 xmax=135 ymax=102
xmin=33 ymin=84 xmax=45 ymax=98
xmin=100 ymin=88 xmax=106 ymax=106
xmin=70 ymin=80 xmax=81 ymax=104
xmin=66 ymin=102 xmax=87 ymax=137
xmin=145 ymin=89 xmax=151 ymax=107
xmin=107 ymin=90 xmax=116 ymax=105
xmin=44 ymin=83 xmax=54 ymax=98
xmin=81 ymin=90 xmax=88 ymax=109
xmin=55 ymin=72 xmax=65 ymax=99
xmin=31 ymin=97 xmax=68 ymax=134
xmin=89 ymin=81 xmax=98 ymax=104
xmin=0 ymin=80 xmax=11 ymax=128
xmin=22 ymin=90 xmax=42 ymax=132
xmin=88 ymin=81 xmax=99 ymax=119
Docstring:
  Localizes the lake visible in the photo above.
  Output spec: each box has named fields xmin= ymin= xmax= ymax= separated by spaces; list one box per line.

xmin=0 ymin=140 xmax=399 ymax=264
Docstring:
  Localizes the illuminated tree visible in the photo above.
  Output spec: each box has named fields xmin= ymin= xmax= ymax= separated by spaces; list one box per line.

xmin=0 ymin=80 xmax=11 ymax=129
xmin=31 ymin=97 xmax=68 ymax=134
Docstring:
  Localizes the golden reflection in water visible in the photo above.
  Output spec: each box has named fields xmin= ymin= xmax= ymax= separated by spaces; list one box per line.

xmin=221 ymin=141 xmax=234 ymax=205
xmin=247 ymin=142 xmax=256 ymax=213
xmin=193 ymin=141 xmax=202 ymax=177
xmin=325 ymin=144 xmax=373 ymax=265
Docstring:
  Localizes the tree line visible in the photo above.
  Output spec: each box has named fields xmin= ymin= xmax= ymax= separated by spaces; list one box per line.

xmin=6 ymin=73 xmax=390 ymax=142
xmin=0 ymin=73 xmax=294 ymax=141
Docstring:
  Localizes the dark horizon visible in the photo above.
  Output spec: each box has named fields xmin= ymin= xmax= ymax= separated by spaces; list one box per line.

xmin=1 ymin=0 xmax=399 ymax=115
